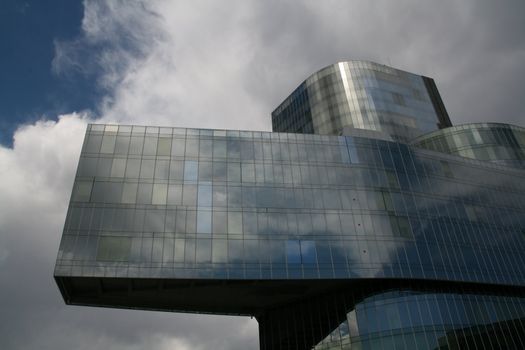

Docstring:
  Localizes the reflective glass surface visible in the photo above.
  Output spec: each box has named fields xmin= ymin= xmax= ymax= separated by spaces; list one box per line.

xmin=58 ymin=124 xmax=525 ymax=287
xmin=56 ymin=123 xmax=525 ymax=349
xmin=413 ymin=123 xmax=525 ymax=169
xmin=314 ymin=289 xmax=525 ymax=350
xmin=272 ymin=60 xmax=449 ymax=143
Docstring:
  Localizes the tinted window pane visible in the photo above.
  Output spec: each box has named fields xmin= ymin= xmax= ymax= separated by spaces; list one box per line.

xmin=157 ymin=137 xmax=171 ymax=156
xmin=110 ymin=158 xmax=126 ymax=178
xmin=184 ymin=161 xmax=198 ymax=181
xmin=152 ymin=184 xmax=168 ymax=205
xmin=96 ymin=237 xmax=131 ymax=261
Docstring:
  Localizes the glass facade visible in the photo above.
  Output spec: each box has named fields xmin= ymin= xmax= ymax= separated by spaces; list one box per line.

xmin=272 ymin=61 xmax=452 ymax=143
xmin=412 ymin=123 xmax=525 ymax=169
xmin=55 ymin=62 xmax=525 ymax=349
xmin=314 ymin=289 xmax=525 ymax=350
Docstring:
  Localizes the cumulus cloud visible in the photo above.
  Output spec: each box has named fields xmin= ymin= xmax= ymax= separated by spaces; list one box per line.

xmin=52 ymin=1 xmax=163 ymax=86
xmin=2 ymin=0 xmax=525 ymax=349
xmin=0 ymin=114 xmax=89 ymax=267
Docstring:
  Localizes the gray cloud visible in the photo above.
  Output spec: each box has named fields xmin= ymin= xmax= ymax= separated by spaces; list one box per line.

xmin=53 ymin=0 xmax=525 ymax=128
xmin=1 ymin=0 xmax=524 ymax=349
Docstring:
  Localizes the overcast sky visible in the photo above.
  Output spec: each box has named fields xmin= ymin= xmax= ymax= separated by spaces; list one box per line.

xmin=1 ymin=0 xmax=524 ymax=349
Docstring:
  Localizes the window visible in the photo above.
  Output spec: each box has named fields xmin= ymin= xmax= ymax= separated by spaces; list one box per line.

xmin=73 ymin=181 xmax=92 ymax=202
xmin=154 ymin=160 xmax=170 ymax=180
xmin=185 ymin=139 xmax=199 ymax=157
xmin=300 ymin=241 xmax=316 ymax=264
xmin=121 ymin=183 xmax=138 ymax=204
xmin=440 ymin=161 xmax=454 ymax=178
xmin=125 ymin=159 xmax=141 ymax=178
xmin=167 ymin=185 xmax=182 ymax=205
xmin=142 ymin=137 xmax=157 ymax=155
xmin=286 ymin=240 xmax=301 ymax=264
xmin=84 ymin=132 xmax=103 ymax=153
xmin=196 ymin=239 xmax=212 ymax=262
xmin=228 ymin=212 xmax=242 ymax=234
xmin=129 ymin=136 xmax=144 ymax=155
xmin=212 ymin=211 xmax=227 ymax=234
xmin=152 ymin=184 xmax=168 ymax=205
xmin=198 ymin=184 xmax=212 ymax=207
xmin=144 ymin=210 xmax=165 ymax=232
xmin=157 ymin=137 xmax=171 ymax=156
xmin=227 ymin=162 xmax=241 ymax=182
xmin=182 ymin=185 xmax=197 ymax=206
xmin=199 ymin=139 xmax=213 ymax=158
xmin=169 ymin=160 xmax=184 ymax=180
xmin=96 ymin=236 xmax=131 ymax=261
xmin=197 ymin=210 xmax=212 ymax=234
xmin=100 ymin=135 xmax=116 ymax=154
xmin=184 ymin=161 xmax=198 ymax=181
xmin=171 ymin=138 xmax=185 ymax=157
xmin=137 ymin=183 xmax=153 ymax=204
xmin=114 ymin=136 xmax=130 ymax=155
xmin=110 ymin=158 xmax=126 ymax=178
xmin=198 ymin=161 xmax=213 ymax=181
xmin=213 ymin=140 xmax=227 ymax=158
xmin=140 ymin=159 xmax=155 ymax=179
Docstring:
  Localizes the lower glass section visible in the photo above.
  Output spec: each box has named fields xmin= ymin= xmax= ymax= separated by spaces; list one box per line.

xmin=314 ymin=290 xmax=525 ymax=350
xmin=257 ymin=285 xmax=525 ymax=350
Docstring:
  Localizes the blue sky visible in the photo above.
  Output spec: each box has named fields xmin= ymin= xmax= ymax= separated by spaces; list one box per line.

xmin=0 ymin=1 xmax=524 ymax=349
xmin=0 ymin=1 xmax=103 ymax=145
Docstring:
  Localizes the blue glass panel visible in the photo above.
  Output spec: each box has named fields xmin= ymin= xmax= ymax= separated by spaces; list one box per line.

xmin=184 ymin=160 xmax=198 ymax=181
xmin=286 ymin=240 xmax=301 ymax=264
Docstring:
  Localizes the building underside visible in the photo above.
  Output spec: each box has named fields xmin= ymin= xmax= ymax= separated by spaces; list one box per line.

xmin=57 ymin=275 xmax=525 ymax=349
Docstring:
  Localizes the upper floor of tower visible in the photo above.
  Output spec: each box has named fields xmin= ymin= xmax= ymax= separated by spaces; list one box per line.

xmin=271 ymin=60 xmax=452 ymax=143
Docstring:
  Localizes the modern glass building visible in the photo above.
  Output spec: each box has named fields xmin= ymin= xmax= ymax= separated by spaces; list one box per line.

xmin=412 ymin=123 xmax=525 ymax=169
xmin=55 ymin=61 xmax=525 ymax=349
xmin=271 ymin=61 xmax=452 ymax=142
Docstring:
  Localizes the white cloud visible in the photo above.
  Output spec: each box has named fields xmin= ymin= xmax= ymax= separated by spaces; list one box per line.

xmin=0 ymin=114 xmax=87 ymax=203
xmin=0 ymin=114 xmax=89 ymax=263
xmin=90 ymin=0 xmax=273 ymax=131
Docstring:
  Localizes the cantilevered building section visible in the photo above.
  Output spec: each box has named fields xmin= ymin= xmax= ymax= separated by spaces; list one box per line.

xmin=55 ymin=61 xmax=525 ymax=350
